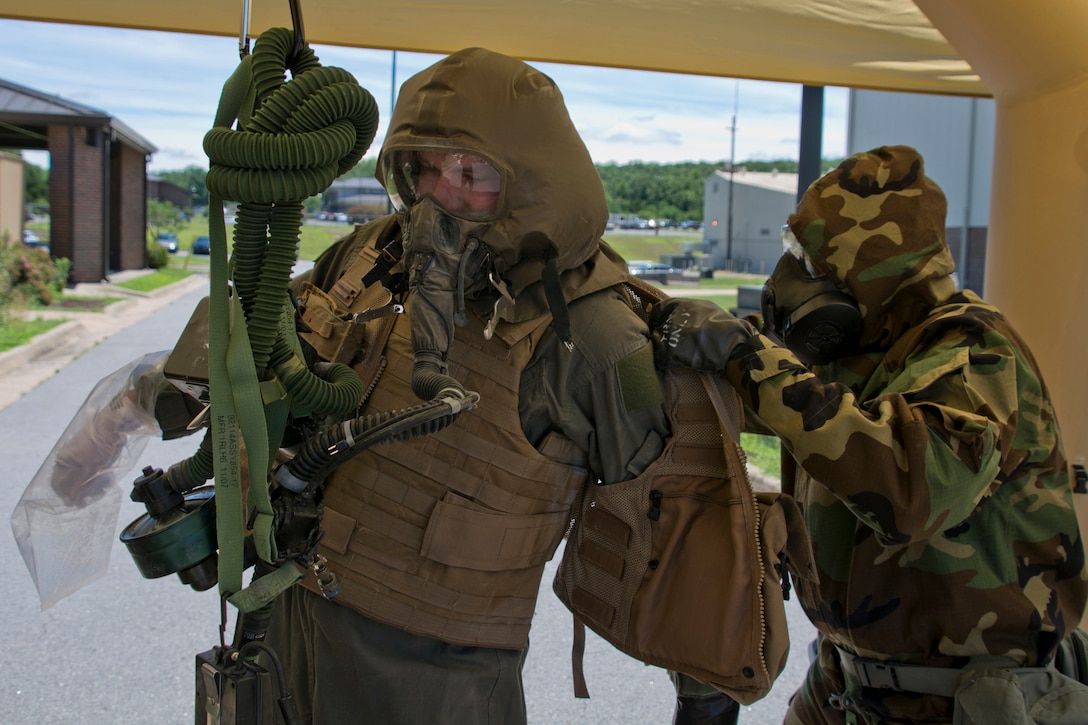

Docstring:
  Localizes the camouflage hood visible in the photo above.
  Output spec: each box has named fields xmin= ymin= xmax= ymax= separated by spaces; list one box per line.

xmin=377 ymin=47 xmax=622 ymax=320
xmin=787 ymin=145 xmax=957 ymax=351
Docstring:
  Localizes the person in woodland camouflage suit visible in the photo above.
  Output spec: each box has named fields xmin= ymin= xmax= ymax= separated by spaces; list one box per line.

xmin=652 ymin=145 xmax=1088 ymax=724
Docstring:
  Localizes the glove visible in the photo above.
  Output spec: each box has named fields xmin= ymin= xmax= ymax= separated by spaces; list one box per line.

xmin=649 ymin=298 xmax=757 ymax=372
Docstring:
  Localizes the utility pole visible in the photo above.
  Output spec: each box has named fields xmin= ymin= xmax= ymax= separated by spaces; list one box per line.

xmin=725 ymin=81 xmax=738 ymax=269
xmin=387 ymin=50 xmax=398 ymax=214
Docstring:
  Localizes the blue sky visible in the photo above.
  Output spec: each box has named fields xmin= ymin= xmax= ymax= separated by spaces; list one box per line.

xmin=1 ymin=18 xmax=849 ymax=172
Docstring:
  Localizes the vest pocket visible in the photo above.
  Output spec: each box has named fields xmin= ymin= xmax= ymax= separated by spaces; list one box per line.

xmin=320 ymin=506 xmax=357 ymax=555
xmin=420 ymin=491 xmax=570 ymax=571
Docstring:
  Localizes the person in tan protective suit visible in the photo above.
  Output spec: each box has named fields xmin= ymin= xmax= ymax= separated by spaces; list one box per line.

xmin=263 ymin=47 xmax=682 ymax=723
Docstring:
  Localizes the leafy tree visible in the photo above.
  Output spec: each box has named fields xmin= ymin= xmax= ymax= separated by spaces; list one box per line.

xmin=157 ymin=166 xmax=209 ymax=208
xmin=596 ymin=161 xmax=726 ymax=221
xmin=595 ymin=158 xmax=844 ymax=222
xmin=144 ymin=156 xmax=848 ymax=228
xmin=341 ymin=157 xmax=379 ymax=180
xmin=23 ymin=160 xmax=50 ymax=206
xmin=146 ymin=199 xmax=184 ymax=240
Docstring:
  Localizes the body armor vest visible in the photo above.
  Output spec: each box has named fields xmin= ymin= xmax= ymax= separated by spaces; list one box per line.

xmin=297 ymin=246 xmax=591 ymax=649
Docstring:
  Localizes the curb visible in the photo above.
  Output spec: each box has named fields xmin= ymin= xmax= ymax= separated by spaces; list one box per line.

xmin=0 ymin=274 xmax=207 ymax=380
xmin=0 ymin=319 xmax=86 ymax=378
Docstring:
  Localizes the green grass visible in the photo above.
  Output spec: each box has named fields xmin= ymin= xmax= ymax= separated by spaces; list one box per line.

xmin=162 ymin=216 xmax=350 ymax=263
xmin=602 ymin=231 xmax=698 ymax=260
xmin=116 ymin=267 xmax=192 ymax=292
xmin=29 ymin=294 xmax=125 ymax=312
xmin=741 ymin=432 xmax=781 ymax=478
xmin=0 ymin=317 xmax=65 ymax=353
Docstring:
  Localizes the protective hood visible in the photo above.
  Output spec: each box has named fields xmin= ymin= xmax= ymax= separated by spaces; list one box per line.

xmin=377 ymin=47 xmax=621 ymax=320
xmin=786 ymin=145 xmax=957 ymax=352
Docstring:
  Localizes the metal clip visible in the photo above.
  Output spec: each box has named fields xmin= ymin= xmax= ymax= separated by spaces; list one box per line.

xmin=484 ymin=272 xmax=516 ymax=340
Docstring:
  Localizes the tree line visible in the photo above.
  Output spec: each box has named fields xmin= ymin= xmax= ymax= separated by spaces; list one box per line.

xmin=23 ymin=156 xmax=842 ymax=223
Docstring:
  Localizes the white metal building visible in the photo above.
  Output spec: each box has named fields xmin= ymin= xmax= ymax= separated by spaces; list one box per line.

xmin=699 ymin=89 xmax=996 ymax=292
xmin=701 ymin=169 xmax=798 ymax=274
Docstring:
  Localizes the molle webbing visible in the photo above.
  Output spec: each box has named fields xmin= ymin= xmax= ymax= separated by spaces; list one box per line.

xmin=309 ymin=302 xmax=589 ymax=649
xmin=297 ymin=244 xmax=393 ymax=365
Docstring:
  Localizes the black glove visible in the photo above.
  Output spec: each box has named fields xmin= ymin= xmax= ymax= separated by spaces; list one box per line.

xmin=649 ymin=298 xmax=757 ymax=372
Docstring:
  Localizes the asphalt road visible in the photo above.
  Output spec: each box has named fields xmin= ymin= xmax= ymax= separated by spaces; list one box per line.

xmin=0 ymin=277 xmax=816 ymax=724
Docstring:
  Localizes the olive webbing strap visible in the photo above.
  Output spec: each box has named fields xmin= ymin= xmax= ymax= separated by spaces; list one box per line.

xmin=207 ymin=199 xmax=247 ymax=599
xmin=698 ymin=372 xmax=742 ymax=442
xmin=205 ymin=55 xmax=298 ymax=611
xmin=209 ymin=200 xmax=299 ymax=611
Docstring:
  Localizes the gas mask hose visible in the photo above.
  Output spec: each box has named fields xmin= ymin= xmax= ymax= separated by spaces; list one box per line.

xmin=191 ymin=25 xmax=380 ymax=602
xmin=165 ymin=430 xmax=216 ymax=493
xmin=203 ymin=25 xmax=379 ymax=375
xmin=231 ymin=202 xmax=303 ymax=371
xmin=411 ymin=350 xmax=467 ymax=402
xmin=277 ymin=388 xmax=481 ymax=493
xmin=230 ymin=201 xmax=271 ymax=321
xmin=269 ymin=349 xmax=363 ymax=419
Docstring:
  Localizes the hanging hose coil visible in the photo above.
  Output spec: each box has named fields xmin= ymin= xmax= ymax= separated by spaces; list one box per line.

xmin=203 ymin=26 xmax=378 ymax=408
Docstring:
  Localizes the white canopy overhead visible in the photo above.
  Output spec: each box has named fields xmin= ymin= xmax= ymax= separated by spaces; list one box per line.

xmin=3 ymin=1 xmax=1088 ymax=536
xmin=0 ymin=0 xmax=987 ymax=96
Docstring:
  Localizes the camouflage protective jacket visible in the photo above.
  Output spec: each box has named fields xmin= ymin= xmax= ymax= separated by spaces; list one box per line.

xmin=725 ymin=147 xmax=1087 ymax=675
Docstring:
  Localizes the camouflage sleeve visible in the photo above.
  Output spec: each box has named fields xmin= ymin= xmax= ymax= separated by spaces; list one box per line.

xmin=725 ymin=331 xmax=1015 ymax=546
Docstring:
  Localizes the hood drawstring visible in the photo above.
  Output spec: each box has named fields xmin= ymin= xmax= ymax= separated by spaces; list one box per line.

xmin=542 ymin=252 xmax=574 ymax=352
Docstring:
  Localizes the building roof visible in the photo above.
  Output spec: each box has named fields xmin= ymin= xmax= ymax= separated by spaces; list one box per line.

xmin=328 ymin=176 xmax=384 ymax=192
xmin=0 ymin=77 xmax=156 ymax=154
xmin=710 ymin=169 xmax=799 ymax=195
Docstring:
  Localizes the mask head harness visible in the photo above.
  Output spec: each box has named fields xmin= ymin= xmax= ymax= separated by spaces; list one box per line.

xmin=761 ymin=225 xmax=863 ymax=366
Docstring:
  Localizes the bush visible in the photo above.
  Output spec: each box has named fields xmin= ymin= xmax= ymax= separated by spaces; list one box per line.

xmin=0 ymin=244 xmax=68 ymax=307
xmin=147 ymin=242 xmax=170 ymax=269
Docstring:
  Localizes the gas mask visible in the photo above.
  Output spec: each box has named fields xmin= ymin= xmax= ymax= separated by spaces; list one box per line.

xmin=384 ymin=148 xmax=506 ymax=399
xmin=761 ymin=226 xmax=863 ymax=366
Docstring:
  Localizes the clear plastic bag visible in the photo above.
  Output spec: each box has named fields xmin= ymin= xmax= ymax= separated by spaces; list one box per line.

xmin=10 ymin=351 xmax=169 ymax=610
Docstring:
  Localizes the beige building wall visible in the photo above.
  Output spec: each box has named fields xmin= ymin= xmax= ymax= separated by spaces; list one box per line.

xmin=0 ymin=151 xmax=25 ymax=245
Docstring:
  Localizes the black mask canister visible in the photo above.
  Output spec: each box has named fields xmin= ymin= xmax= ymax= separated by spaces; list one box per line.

xmin=761 ymin=252 xmax=863 ymax=366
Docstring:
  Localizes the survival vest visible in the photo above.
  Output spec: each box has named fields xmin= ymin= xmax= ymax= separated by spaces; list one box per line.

xmin=553 ymin=276 xmax=817 ymax=705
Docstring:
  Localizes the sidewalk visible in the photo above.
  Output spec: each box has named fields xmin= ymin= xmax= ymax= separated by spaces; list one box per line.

xmin=0 ymin=270 xmax=208 ymax=412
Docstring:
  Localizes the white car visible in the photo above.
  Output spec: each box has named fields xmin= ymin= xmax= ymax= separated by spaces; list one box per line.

xmin=22 ymin=228 xmax=50 ymax=254
xmin=627 ymin=260 xmax=681 ymax=284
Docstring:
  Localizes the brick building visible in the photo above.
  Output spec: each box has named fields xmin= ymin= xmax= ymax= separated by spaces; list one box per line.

xmin=0 ymin=78 xmax=156 ymax=283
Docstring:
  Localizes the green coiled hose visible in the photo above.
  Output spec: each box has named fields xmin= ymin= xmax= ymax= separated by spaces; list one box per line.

xmin=195 ymin=27 xmax=379 ymax=603
xmin=203 ymin=26 xmax=377 ymax=404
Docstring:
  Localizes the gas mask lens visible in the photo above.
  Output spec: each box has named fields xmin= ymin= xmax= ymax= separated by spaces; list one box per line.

xmin=384 ymin=149 xmax=503 ymax=221
xmin=781 ymin=225 xmax=820 ymax=278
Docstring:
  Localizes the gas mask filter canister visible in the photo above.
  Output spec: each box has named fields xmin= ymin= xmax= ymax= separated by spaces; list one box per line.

xmin=761 ymin=227 xmax=863 ymax=366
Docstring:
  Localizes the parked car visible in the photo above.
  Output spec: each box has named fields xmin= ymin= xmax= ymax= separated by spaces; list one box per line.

xmin=156 ymin=231 xmax=179 ymax=253
xmin=191 ymin=235 xmax=211 ymax=255
xmin=22 ymin=229 xmax=50 ymax=254
xmin=627 ymin=260 xmax=681 ymax=284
